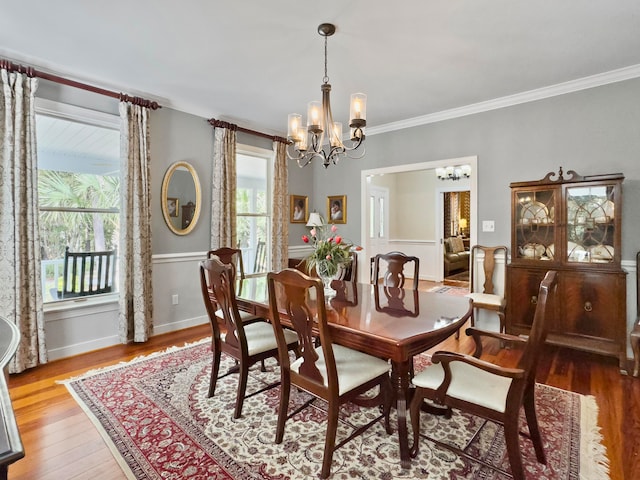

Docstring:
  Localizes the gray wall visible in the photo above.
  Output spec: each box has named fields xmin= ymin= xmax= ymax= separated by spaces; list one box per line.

xmin=35 ymin=74 xmax=640 ymax=359
xmin=307 ymin=78 xmax=640 ymax=262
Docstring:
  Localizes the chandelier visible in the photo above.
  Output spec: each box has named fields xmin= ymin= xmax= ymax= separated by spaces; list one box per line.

xmin=435 ymin=164 xmax=472 ymax=181
xmin=287 ymin=23 xmax=366 ymax=169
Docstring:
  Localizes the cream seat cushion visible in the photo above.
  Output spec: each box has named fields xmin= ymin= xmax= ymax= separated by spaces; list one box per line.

xmin=216 ymin=308 xmax=260 ymax=323
xmin=223 ymin=321 xmax=297 ymax=356
xmin=465 ymin=292 xmax=506 ymax=307
xmin=412 ymin=360 xmax=512 ymax=413
xmin=290 ymin=344 xmax=390 ymax=395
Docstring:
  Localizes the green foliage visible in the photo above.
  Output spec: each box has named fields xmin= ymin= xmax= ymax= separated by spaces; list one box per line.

xmin=38 ymin=170 xmax=119 ymax=259
xmin=303 ymin=224 xmax=352 ymax=277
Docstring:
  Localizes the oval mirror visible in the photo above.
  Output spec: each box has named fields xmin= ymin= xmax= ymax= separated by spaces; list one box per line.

xmin=161 ymin=161 xmax=201 ymax=235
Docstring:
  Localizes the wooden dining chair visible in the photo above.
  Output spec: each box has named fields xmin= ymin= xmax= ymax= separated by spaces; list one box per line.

xmin=207 ymin=247 xmax=258 ymax=323
xmin=465 ymin=245 xmax=508 ymax=334
xmin=409 ymin=270 xmax=557 ymax=480
xmin=372 ymin=251 xmax=420 ymax=290
xmin=267 ymin=268 xmax=392 ymax=479
xmin=207 ymin=247 xmax=245 ymax=281
xmin=199 ymin=257 xmax=299 ymax=419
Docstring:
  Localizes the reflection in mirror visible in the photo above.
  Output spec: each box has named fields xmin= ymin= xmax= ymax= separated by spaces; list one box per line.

xmin=161 ymin=161 xmax=201 ymax=235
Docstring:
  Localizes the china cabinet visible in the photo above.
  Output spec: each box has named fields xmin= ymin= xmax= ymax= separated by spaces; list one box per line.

xmin=507 ymin=168 xmax=627 ymax=371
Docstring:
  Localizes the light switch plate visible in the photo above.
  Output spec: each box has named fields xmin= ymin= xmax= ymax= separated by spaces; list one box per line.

xmin=482 ymin=220 xmax=495 ymax=232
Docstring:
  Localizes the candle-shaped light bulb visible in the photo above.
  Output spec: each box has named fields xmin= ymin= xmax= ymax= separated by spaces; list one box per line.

xmin=288 ymin=113 xmax=302 ymax=139
xmin=307 ymin=101 xmax=322 ymax=132
xmin=350 ymin=93 xmax=367 ymax=125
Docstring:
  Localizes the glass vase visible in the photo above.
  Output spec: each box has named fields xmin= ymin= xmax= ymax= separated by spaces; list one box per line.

xmin=316 ymin=260 xmax=336 ymax=298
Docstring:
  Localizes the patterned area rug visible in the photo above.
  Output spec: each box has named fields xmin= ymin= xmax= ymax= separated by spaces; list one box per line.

xmin=428 ymin=285 xmax=470 ymax=296
xmin=63 ymin=341 xmax=609 ymax=479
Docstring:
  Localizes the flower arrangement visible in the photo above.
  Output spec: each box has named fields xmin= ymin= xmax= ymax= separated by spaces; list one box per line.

xmin=302 ymin=224 xmax=352 ymax=280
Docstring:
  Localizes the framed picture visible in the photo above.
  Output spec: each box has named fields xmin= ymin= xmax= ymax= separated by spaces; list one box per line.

xmin=290 ymin=194 xmax=308 ymax=223
xmin=327 ymin=195 xmax=346 ymax=224
xmin=167 ymin=197 xmax=179 ymax=217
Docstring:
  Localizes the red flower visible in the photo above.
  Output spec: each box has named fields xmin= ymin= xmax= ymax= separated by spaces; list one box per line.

xmin=335 ymin=236 xmax=342 ymax=244
xmin=302 ymin=235 xmax=309 ymax=243
xmin=327 ymin=237 xmax=333 ymax=243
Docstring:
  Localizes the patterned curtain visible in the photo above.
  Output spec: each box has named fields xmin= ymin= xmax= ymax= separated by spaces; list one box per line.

xmin=271 ymin=140 xmax=288 ymax=270
xmin=0 ymin=68 xmax=47 ymax=373
xmin=210 ymin=125 xmax=237 ymax=249
xmin=118 ymin=102 xmax=153 ymax=343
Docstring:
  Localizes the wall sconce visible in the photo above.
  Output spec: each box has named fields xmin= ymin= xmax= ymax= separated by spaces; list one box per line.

xmin=436 ymin=164 xmax=471 ymax=181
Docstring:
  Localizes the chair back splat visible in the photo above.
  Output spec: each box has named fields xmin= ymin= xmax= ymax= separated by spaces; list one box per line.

xmin=410 ymin=270 xmax=558 ymax=480
xmin=372 ymin=251 xmax=419 ymax=290
xmin=267 ymin=268 xmax=392 ymax=479
xmin=207 ymin=247 xmax=245 ymax=282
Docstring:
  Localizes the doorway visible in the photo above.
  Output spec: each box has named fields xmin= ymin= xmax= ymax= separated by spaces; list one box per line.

xmin=360 ymin=156 xmax=477 ymax=284
xmin=442 ymin=190 xmax=471 ymax=286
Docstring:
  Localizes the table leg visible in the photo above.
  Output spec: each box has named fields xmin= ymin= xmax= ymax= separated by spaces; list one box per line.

xmin=391 ymin=360 xmax=412 ymax=469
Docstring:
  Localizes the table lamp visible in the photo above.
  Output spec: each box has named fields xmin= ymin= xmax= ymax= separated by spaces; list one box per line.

xmin=306 ymin=212 xmax=324 ymax=227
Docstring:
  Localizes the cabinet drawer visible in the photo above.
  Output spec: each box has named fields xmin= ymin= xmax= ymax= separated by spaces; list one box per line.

xmin=507 ymin=267 xmax=548 ymax=331
xmin=559 ymin=272 xmax=624 ymax=341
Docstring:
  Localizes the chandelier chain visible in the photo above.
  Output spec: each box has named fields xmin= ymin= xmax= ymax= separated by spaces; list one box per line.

xmin=323 ymin=35 xmax=329 ymax=84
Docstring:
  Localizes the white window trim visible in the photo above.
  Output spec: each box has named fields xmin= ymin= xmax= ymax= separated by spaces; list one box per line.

xmin=36 ymin=98 xmax=120 ymax=307
xmin=236 ymin=144 xmax=273 ymax=276
xmin=35 ymin=98 xmax=119 ymax=128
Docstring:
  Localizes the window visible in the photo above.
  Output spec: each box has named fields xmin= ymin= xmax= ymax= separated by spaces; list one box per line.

xmin=36 ymin=101 xmax=120 ymax=302
xmin=236 ymin=146 xmax=272 ymax=276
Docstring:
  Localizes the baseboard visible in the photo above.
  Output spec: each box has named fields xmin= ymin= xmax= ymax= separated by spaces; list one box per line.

xmin=152 ymin=315 xmax=209 ymax=336
xmin=47 ymin=335 xmax=120 ymax=361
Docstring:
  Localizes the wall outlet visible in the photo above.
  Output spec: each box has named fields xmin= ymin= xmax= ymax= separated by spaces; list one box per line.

xmin=482 ymin=220 xmax=495 ymax=232
xmin=172 ymin=294 xmax=179 ymax=305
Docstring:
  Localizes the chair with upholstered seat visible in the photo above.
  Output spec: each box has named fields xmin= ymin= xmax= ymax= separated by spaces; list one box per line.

xmin=372 ymin=251 xmax=419 ymax=290
xmin=267 ymin=268 xmax=392 ymax=479
xmin=199 ymin=257 xmax=299 ymax=419
xmin=409 ymin=270 xmax=557 ymax=480
xmin=465 ymin=245 xmax=508 ymax=334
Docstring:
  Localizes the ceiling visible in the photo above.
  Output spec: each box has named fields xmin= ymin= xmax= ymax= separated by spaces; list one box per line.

xmin=2 ymin=1 xmax=640 ymax=138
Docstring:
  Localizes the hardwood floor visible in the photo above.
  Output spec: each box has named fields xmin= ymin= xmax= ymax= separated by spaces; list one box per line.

xmin=7 ymin=314 xmax=640 ymax=479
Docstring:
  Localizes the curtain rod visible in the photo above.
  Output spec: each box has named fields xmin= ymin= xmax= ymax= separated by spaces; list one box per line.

xmin=0 ymin=58 xmax=161 ymax=110
xmin=208 ymin=118 xmax=290 ymax=145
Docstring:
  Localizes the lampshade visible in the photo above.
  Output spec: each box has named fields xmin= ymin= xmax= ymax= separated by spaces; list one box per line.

xmin=459 ymin=218 xmax=468 ymax=229
xmin=306 ymin=212 xmax=324 ymax=227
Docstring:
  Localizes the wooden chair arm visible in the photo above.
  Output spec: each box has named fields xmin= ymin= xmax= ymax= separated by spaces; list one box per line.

xmin=465 ymin=327 xmax=527 ymax=358
xmin=432 ymin=350 xmax=525 ymax=380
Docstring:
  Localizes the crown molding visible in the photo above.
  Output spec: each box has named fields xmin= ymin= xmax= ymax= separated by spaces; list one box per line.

xmin=367 ymin=64 xmax=640 ymax=136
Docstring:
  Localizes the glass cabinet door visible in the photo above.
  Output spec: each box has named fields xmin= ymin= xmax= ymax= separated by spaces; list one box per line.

xmin=514 ymin=188 xmax=556 ymax=261
xmin=565 ymin=184 xmax=615 ymax=264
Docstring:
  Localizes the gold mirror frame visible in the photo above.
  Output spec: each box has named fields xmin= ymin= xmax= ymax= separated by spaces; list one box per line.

xmin=161 ymin=161 xmax=201 ymax=235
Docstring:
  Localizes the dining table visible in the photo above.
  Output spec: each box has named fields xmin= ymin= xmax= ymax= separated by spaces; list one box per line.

xmin=233 ymin=276 xmax=473 ymax=469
